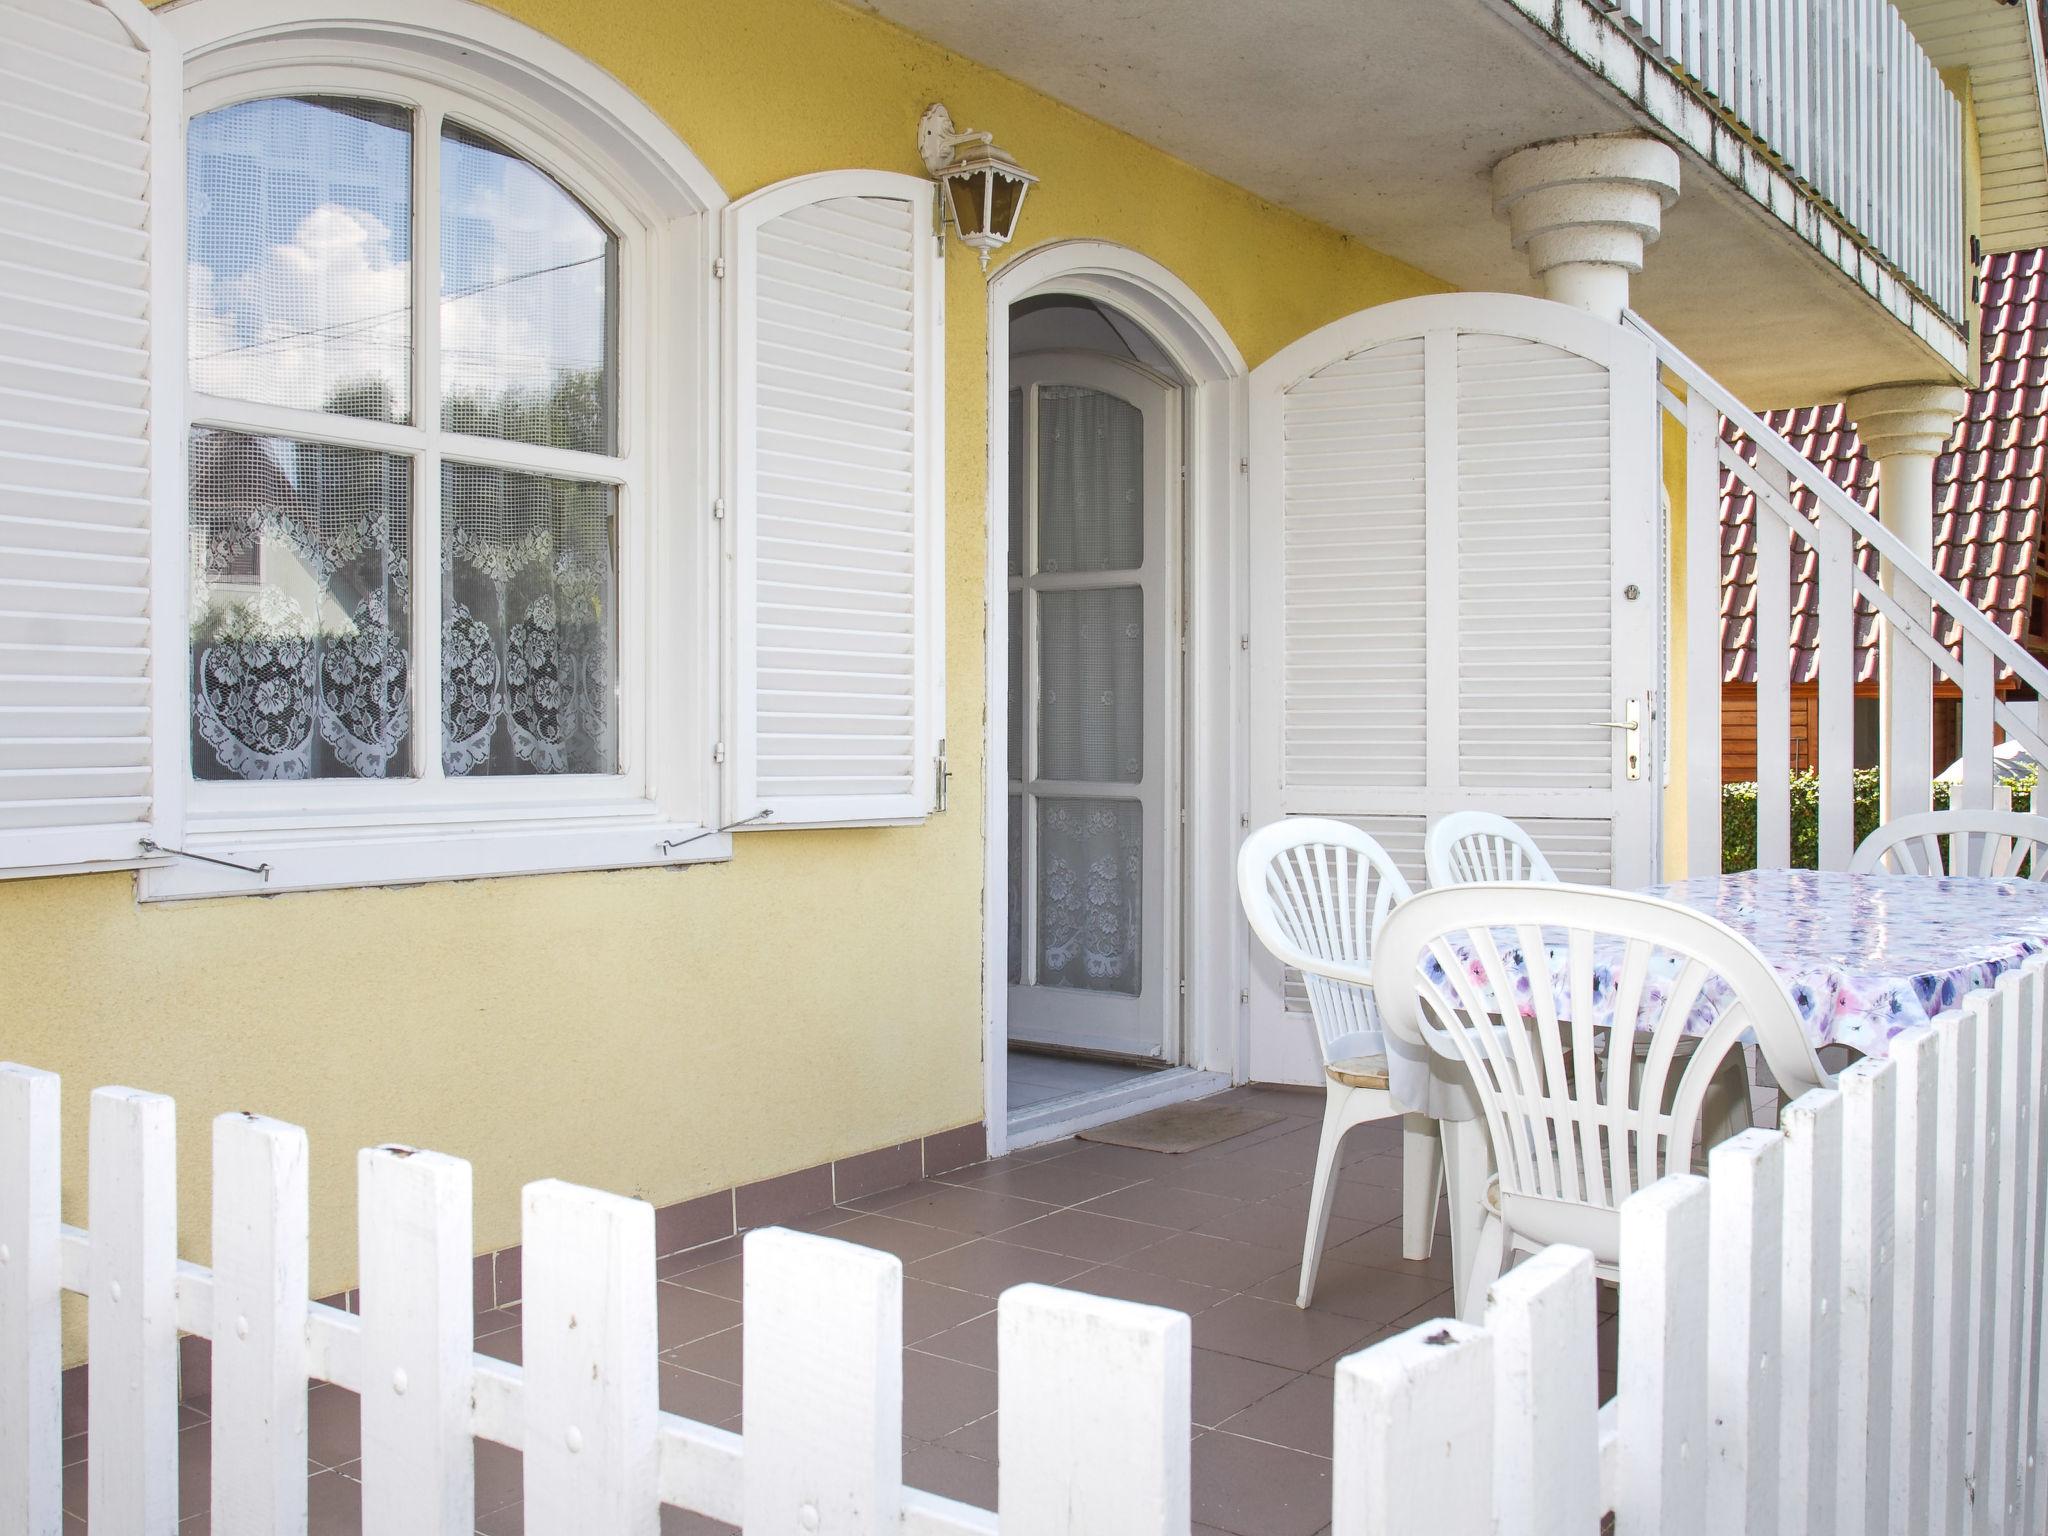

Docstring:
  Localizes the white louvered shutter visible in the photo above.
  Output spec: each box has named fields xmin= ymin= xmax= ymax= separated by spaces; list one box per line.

xmin=725 ymin=170 xmax=943 ymax=828
xmin=0 ymin=0 xmax=177 ymax=876
xmin=1247 ymin=294 xmax=1660 ymax=1081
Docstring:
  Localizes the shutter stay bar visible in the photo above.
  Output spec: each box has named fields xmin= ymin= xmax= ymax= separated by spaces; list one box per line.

xmin=138 ymin=839 xmax=271 ymax=881
xmin=659 ymin=809 xmax=774 ymax=855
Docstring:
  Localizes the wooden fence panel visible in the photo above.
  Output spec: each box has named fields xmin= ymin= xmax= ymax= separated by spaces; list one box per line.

xmin=1708 ymin=1128 xmax=1785 ymax=1531
xmin=1333 ymin=1320 xmax=1492 ymax=1535
xmin=358 ymin=1144 xmax=474 ymax=1536
xmin=210 ymin=1111 xmax=310 ymax=1536
xmin=998 ymin=1282 xmax=1190 ymax=1535
xmin=0 ymin=1065 xmax=61 ymax=1536
xmin=524 ymin=1179 xmax=660 ymax=1534
xmin=1616 ymin=1176 xmax=1709 ymax=1536
xmin=89 ymin=1085 xmax=179 ymax=1536
xmin=743 ymin=1227 xmax=901 ymax=1534
xmin=1837 ymin=1058 xmax=1897 ymax=1536
xmin=1778 ymin=1088 xmax=1842 ymax=1536
xmin=1887 ymin=1027 xmax=1940 ymax=1534
xmin=1488 ymin=1246 xmax=1600 ymax=1535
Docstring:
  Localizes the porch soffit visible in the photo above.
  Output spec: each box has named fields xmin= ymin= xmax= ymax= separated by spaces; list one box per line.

xmin=858 ymin=0 xmax=1964 ymax=404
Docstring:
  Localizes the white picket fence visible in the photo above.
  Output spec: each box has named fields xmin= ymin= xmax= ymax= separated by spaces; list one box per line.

xmin=4 ymin=958 xmax=2047 ymax=1531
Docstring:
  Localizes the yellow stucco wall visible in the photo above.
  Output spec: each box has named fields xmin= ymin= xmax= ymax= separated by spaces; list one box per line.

xmin=8 ymin=0 xmax=1446 ymax=1343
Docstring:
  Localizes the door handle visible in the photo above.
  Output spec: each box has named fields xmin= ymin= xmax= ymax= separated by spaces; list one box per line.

xmin=1591 ymin=700 xmax=1642 ymax=780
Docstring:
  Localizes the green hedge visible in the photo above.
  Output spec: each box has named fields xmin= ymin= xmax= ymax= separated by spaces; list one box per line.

xmin=1722 ymin=769 xmax=2031 ymax=870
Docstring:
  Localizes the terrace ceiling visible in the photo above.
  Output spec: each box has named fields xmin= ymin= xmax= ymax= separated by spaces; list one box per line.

xmin=857 ymin=0 xmax=1968 ymax=405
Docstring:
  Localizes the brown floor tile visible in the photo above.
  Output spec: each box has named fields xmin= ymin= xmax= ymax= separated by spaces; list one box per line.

xmin=998 ymin=1208 xmax=1177 ymax=1263
xmin=655 ymin=1191 xmax=734 ymax=1256
xmin=662 ymin=1506 xmax=740 ymax=1535
xmin=1339 ymin=1153 xmax=1409 ymax=1189
xmin=1038 ymin=1141 xmax=1187 ymax=1181
xmin=1190 ymin=1293 xmax=1380 ymax=1372
xmin=656 ymin=1281 xmax=744 ymax=1350
xmin=474 ymin=1305 xmax=521 ymax=1342
xmin=834 ymin=1141 xmax=923 ymax=1203
xmin=666 ymin=1324 xmax=744 ymax=1386
xmin=937 ymin=1409 xmax=999 ymax=1460
xmin=1194 ymin=1195 xmax=1373 ymax=1254
xmin=817 ymin=1211 xmax=972 ymax=1264
xmin=937 ymin=1157 xmax=1147 ymax=1207
xmin=1074 ymin=1180 xmax=1247 ymax=1230
xmin=475 ymin=1438 xmax=523 ymax=1515
xmin=1059 ymin=1263 xmax=1236 ymax=1316
xmin=1253 ymin=1260 xmax=1453 ymax=1326
xmin=476 ymin=1324 xmax=522 ymax=1365
xmin=1191 ymin=1348 xmax=1300 ymax=1428
xmin=1152 ymin=1155 xmax=1310 ymax=1203
xmin=901 ymin=1352 xmax=998 ymax=1442
xmin=671 ymin=1253 xmax=743 ymax=1302
xmin=859 ymin=1184 xmax=1057 ymax=1236
xmin=657 ymin=1235 xmax=742 ymax=1278
xmin=659 ymin=1362 xmax=743 ymax=1424
xmin=305 ymin=1465 xmax=361 ymax=1535
xmin=903 ymin=1238 xmax=1093 ymax=1297
xmin=1120 ymin=1230 xmax=1297 ymax=1293
xmin=911 ymin=1311 xmax=998 ymax=1370
xmin=1215 ymin=1373 xmax=1335 ymax=1457
xmin=306 ymin=1384 xmax=361 ymax=1471
xmin=1323 ymin=1218 xmax=1456 ymax=1281
xmin=1263 ymin=1173 xmax=1408 ymax=1227
xmin=735 ymin=1165 xmax=834 ymax=1230
xmin=1193 ymin=1431 xmax=1332 ymax=1536
xmin=901 ymin=1279 xmax=996 ymax=1344
xmin=902 ymin=1441 xmax=999 ymax=1507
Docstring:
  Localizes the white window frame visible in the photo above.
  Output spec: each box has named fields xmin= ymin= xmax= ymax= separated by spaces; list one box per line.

xmin=144 ymin=6 xmax=729 ymax=898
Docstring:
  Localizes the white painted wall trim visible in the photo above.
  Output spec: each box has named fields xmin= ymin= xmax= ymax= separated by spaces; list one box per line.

xmin=982 ymin=241 xmax=1250 ymax=1155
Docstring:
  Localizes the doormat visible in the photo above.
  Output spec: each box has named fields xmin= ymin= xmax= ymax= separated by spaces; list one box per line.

xmin=1077 ymin=1101 xmax=1283 ymax=1155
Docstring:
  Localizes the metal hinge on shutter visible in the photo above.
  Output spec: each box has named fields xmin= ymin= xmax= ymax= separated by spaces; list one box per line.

xmin=934 ymin=739 xmax=950 ymax=812
xmin=713 ymin=256 xmax=727 ymax=278
xmin=712 ymin=741 xmax=726 ymax=764
xmin=712 ymin=497 xmax=727 ymax=521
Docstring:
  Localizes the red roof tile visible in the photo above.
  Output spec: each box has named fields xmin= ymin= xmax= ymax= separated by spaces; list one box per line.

xmin=1721 ymin=248 xmax=2048 ymax=685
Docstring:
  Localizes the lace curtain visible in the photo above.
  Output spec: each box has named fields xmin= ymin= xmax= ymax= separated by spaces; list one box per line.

xmin=188 ymin=429 xmax=413 ymax=780
xmin=441 ymin=464 xmax=617 ymax=776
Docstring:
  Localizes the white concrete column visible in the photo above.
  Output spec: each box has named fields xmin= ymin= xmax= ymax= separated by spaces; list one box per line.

xmin=1491 ymin=135 xmax=1682 ymax=322
xmin=1844 ymin=381 xmax=1968 ymax=823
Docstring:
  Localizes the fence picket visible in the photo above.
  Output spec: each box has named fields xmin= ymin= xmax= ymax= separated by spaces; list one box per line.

xmin=359 ymin=1145 xmax=475 ymax=1536
xmin=1967 ymin=986 xmax=2007 ymax=1532
xmin=1778 ymin=1088 xmax=1843 ymax=1536
xmin=1487 ymin=1245 xmax=1600 ymax=1535
xmin=89 ymin=1086 xmax=179 ymax=1536
xmin=1334 ymin=1319 xmax=1492 ymax=1534
xmin=210 ymin=1112 xmax=310 ymax=1536
xmin=0 ymin=1065 xmax=61 ymax=1536
xmin=1991 ymin=972 xmax=2036 ymax=1528
xmin=1888 ymin=1028 xmax=1941 ymax=1533
xmin=1708 ymin=1128 xmax=1784 ymax=1533
xmin=1930 ymin=1004 xmax=1982 ymax=1534
xmin=2023 ymin=969 xmax=2048 ymax=1536
xmin=1836 ymin=1057 xmax=1897 ymax=1536
xmin=998 ymin=1283 xmax=1189 ymax=1535
xmin=1617 ymin=1176 xmax=1710 ymax=1536
xmin=743 ymin=1227 xmax=900 ymax=1534
xmin=524 ymin=1179 xmax=659 ymax=1534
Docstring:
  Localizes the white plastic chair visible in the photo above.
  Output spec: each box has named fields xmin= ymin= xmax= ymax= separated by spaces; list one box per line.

xmin=1237 ymin=818 xmax=1440 ymax=1309
xmin=1850 ymin=809 xmax=2048 ymax=880
xmin=1425 ymin=810 xmax=1559 ymax=887
xmin=1375 ymin=882 xmax=1832 ymax=1321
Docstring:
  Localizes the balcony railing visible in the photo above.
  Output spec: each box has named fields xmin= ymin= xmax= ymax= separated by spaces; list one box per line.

xmin=1601 ymin=0 xmax=1966 ymax=321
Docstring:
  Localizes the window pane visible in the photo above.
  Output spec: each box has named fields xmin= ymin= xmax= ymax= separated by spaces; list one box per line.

xmin=1035 ymin=385 xmax=1143 ymax=573
xmin=1037 ymin=587 xmax=1143 ymax=783
xmin=441 ymin=122 xmax=616 ymax=454
xmin=187 ymin=97 xmax=412 ymax=423
xmin=1037 ymin=797 xmax=1141 ymax=994
xmin=442 ymin=463 xmax=619 ymax=776
xmin=189 ymin=429 xmax=413 ymax=780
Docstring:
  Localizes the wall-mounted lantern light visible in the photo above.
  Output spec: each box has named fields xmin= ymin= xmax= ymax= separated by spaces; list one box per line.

xmin=919 ymin=103 xmax=1037 ymax=269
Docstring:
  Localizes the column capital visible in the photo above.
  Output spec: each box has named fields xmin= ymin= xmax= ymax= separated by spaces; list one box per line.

xmin=1843 ymin=381 xmax=1969 ymax=461
xmin=1491 ymin=134 xmax=1681 ymax=320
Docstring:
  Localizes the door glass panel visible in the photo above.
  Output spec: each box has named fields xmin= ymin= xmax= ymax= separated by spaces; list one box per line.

xmin=1038 ymin=587 xmax=1143 ymax=783
xmin=1008 ymin=590 xmax=1025 ymax=781
xmin=1035 ymin=385 xmax=1143 ymax=573
xmin=1037 ymin=797 xmax=1142 ymax=994
xmin=1007 ymin=792 xmax=1025 ymax=985
xmin=1008 ymin=386 xmax=1026 ymax=578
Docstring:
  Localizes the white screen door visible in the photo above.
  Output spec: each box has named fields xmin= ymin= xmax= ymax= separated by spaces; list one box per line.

xmin=1008 ymin=352 xmax=1179 ymax=1059
xmin=1245 ymin=294 xmax=1662 ymax=1083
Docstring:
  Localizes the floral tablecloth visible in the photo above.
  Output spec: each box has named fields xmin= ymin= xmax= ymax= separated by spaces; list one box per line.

xmin=1647 ymin=869 xmax=2048 ymax=1056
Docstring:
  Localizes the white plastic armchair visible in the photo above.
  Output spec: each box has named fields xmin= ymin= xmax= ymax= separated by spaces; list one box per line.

xmin=1236 ymin=818 xmax=1438 ymax=1308
xmin=1850 ymin=809 xmax=2048 ymax=880
xmin=1426 ymin=811 xmax=1559 ymax=887
xmin=1375 ymin=882 xmax=1831 ymax=1322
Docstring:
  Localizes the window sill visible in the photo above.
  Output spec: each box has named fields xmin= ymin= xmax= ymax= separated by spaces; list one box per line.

xmin=136 ymin=811 xmax=731 ymax=902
